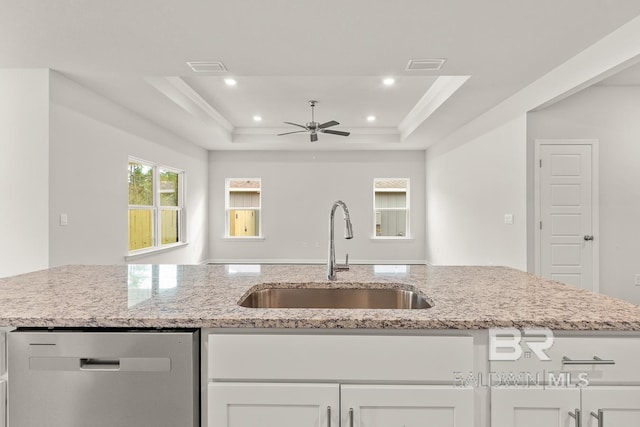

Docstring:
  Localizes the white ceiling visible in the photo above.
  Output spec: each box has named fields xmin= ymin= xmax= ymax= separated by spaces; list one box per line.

xmin=2 ymin=0 xmax=640 ymax=150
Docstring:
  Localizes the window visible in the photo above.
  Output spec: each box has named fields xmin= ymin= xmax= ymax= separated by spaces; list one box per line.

xmin=128 ymin=158 xmax=184 ymax=252
xmin=226 ymin=178 xmax=262 ymax=238
xmin=373 ymin=178 xmax=410 ymax=238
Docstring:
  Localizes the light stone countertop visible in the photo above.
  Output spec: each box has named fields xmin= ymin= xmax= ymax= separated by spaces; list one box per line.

xmin=1 ymin=264 xmax=640 ymax=330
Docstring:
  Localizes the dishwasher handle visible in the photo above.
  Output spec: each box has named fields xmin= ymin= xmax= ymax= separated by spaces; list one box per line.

xmin=80 ymin=358 xmax=120 ymax=371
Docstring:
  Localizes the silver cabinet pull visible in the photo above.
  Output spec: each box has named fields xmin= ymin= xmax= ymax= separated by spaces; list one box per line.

xmin=569 ymin=409 xmax=582 ymax=427
xmin=327 ymin=406 xmax=331 ymax=427
xmin=562 ymin=356 xmax=615 ymax=365
xmin=349 ymin=408 xmax=354 ymax=427
xmin=584 ymin=235 xmax=595 ymax=241
xmin=591 ymin=409 xmax=604 ymax=427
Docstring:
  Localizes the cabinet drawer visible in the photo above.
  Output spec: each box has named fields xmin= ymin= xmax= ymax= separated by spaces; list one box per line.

xmin=491 ymin=335 xmax=640 ymax=385
xmin=209 ymin=333 xmax=473 ymax=382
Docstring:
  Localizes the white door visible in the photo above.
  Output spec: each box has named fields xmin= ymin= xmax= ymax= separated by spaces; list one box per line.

xmin=208 ymin=383 xmax=339 ymax=427
xmin=341 ymin=385 xmax=473 ymax=427
xmin=582 ymin=387 xmax=640 ymax=426
xmin=491 ymin=387 xmax=580 ymax=427
xmin=537 ymin=141 xmax=597 ymax=291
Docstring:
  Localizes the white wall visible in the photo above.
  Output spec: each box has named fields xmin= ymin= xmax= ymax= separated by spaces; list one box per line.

xmin=49 ymin=71 xmax=208 ymax=266
xmin=528 ymin=86 xmax=640 ymax=304
xmin=425 ymin=115 xmax=527 ymax=270
xmin=208 ymin=150 xmax=426 ymax=263
xmin=0 ymin=69 xmax=50 ymax=278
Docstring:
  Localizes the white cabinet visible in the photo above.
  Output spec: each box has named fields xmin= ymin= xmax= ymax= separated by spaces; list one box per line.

xmin=491 ymin=388 xmax=580 ymax=427
xmin=582 ymin=387 xmax=640 ymax=426
xmin=492 ymin=386 xmax=640 ymax=426
xmin=206 ymin=332 xmax=477 ymax=427
xmin=342 ymin=385 xmax=473 ymax=427
xmin=491 ymin=335 xmax=640 ymax=426
xmin=208 ymin=383 xmax=339 ymax=427
xmin=208 ymin=383 xmax=472 ymax=427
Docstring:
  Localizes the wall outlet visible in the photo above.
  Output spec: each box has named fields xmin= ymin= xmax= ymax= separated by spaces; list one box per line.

xmin=635 ymin=274 xmax=640 ymax=286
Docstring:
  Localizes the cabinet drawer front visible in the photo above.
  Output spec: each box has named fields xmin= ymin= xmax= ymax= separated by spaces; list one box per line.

xmin=490 ymin=335 xmax=640 ymax=385
xmin=209 ymin=334 xmax=473 ymax=382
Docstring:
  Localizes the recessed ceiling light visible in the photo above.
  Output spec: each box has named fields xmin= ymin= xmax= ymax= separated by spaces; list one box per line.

xmin=367 ymin=115 xmax=376 ymax=122
xmin=224 ymin=78 xmax=237 ymax=86
xmin=382 ymin=77 xmax=395 ymax=86
xmin=253 ymin=115 xmax=262 ymax=122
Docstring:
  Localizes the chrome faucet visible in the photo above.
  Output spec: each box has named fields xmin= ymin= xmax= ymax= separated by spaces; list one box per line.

xmin=328 ymin=200 xmax=353 ymax=280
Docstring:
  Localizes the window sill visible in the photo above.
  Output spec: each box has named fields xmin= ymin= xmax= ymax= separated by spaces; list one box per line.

xmin=125 ymin=242 xmax=188 ymax=261
xmin=370 ymin=237 xmax=415 ymax=242
xmin=222 ymin=236 xmax=265 ymax=241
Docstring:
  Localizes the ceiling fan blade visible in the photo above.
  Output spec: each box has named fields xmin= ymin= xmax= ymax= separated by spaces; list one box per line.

xmin=310 ymin=133 xmax=318 ymax=142
xmin=320 ymin=129 xmax=350 ymax=137
xmin=318 ymin=120 xmax=339 ymax=129
xmin=277 ymin=130 xmax=308 ymax=136
xmin=284 ymin=121 xmax=308 ymax=130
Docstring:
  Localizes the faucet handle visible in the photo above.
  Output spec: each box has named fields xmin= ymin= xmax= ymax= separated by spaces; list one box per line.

xmin=335 ymin=254 xmax=350 ymax=271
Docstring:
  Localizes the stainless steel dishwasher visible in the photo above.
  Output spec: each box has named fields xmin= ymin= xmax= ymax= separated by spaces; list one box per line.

xmin=8 ymin=328 xmax=199 ymax=427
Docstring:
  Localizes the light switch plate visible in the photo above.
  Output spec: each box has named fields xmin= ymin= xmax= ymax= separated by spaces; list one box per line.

xmin=59 ymin=213 xmax=68 ymax=226
xmin=635 ymin=274 xmax=640 ymax=286
xmin=503 ymin=214 xmax=514 ymax=225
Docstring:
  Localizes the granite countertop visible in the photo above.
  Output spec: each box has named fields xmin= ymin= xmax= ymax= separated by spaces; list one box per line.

xmin=1 ymin=264 xmax=640 ymax=330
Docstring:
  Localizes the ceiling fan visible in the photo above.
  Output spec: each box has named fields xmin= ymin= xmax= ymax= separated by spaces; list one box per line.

xmin=277 ymin=100 xmax=350 ymax=142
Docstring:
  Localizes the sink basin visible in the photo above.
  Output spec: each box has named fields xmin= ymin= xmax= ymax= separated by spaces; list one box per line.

xmin=239 ymin=283 xmax=433 ymax=309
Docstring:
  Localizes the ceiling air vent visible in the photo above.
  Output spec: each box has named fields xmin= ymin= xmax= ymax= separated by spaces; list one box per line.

xmin=186 ymin=61 xmax=228 ymax=73
xmin=405 ymin=58 xmax=446 ymax=71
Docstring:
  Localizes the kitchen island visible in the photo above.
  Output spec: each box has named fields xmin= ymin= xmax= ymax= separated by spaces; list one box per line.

xmin=1 ymin=263 xmax=640 ymax=329
xmin=2 ymin=264 xmax=640 ymax=427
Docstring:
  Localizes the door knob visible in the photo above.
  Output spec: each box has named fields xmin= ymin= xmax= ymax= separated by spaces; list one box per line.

xmin=584 ymin=235 xmax=594 ymax=241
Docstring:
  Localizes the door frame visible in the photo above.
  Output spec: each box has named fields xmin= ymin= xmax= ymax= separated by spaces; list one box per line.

xmin=534 ymin=139 xmax=600 ymax=293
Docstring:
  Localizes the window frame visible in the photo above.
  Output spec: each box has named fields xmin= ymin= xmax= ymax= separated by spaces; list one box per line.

xmin=372 ymin=178 xmax=411 ymax=239
xmin=225 ymin=178 xmax=263 ymax=239
xmin=128 ymin=156 xmax=186 ymax=255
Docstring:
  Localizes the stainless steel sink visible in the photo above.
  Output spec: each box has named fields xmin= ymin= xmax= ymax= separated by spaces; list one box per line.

xmin=239 ymin=284 xmax=433 ymax=309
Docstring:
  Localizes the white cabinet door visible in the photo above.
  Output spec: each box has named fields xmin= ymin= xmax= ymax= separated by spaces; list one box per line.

xmin=582 ymin=387 xmax=640 ymax=426
xmin=341 ymin=385 xmax=474 ymax=427
xmin=492 ymin=388 xmax=580 ymax=427
xmin=208 ymin=383 xmax=339 ymax=427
